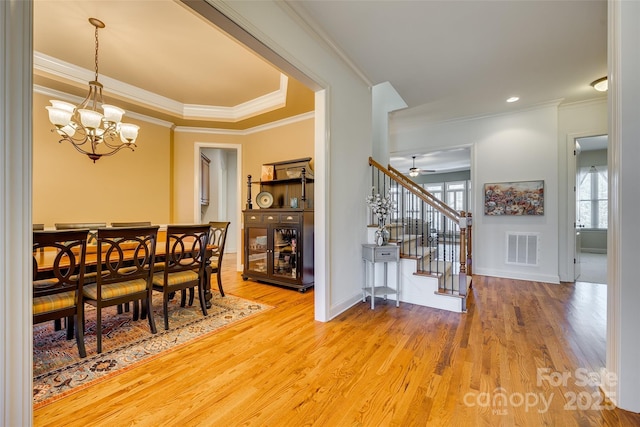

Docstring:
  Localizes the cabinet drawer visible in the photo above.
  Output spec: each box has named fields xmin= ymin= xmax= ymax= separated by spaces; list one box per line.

xmin=363 ymin=245 xmax=399 ymax=262
xmin=245 ymin=213 xmax=262 ymax=224
xmin=263 ymin=213 xmax=279 ymax=223
xmin=374 ymin=248 xmax=399 ymax=262
xmin=280 ymin=213 xmax=300 ymax=223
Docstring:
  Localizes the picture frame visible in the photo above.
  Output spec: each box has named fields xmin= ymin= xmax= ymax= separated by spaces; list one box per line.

xmin=261 ymin=165 xmax=275 ymax=181
xmin=484 ymin=180 xmax=544 ymax=216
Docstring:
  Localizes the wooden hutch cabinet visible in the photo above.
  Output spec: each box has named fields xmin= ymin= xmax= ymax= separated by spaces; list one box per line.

xmin=242 ymin=158 xmax=314 ymax=292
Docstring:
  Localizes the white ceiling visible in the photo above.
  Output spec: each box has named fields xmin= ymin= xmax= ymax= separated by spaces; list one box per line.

xmin=288 ymin=0 xmax=608 ymax=173
xmin=33 ymin=0 xmax=313 ymax=129
xmin=34 ymin=0 xmax=608 ymax=169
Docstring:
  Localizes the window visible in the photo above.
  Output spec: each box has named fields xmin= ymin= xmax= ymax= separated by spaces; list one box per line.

xmin=423 ymin=183 xmax=444 ymax=231
xmin=446 ymin=181 xmax=466 ymax=212
xmin=578 ymin=166 xmax=607 ymax=229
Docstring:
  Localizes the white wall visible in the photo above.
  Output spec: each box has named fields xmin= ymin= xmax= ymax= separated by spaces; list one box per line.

xmin=392 ymin=104 xmax=560 ymax=283
xmin=557 ymin=99 xmax=607 ymax=281
xmin=1 ymin=1 xmax=32 ymax=424
xmin=372 ymin=82 xmax=407 ymax=165
xmin=608 ymin=0 xmax=640 ymax=412
xmin=216 ymin=0 xmax=373 ymax=319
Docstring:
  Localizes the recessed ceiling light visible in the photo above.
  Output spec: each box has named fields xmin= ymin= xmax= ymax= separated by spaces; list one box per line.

xmin=506 ymin=96 xmax=520 ymax=103
xmin=591 ymin=77 xmax=608 ymax=92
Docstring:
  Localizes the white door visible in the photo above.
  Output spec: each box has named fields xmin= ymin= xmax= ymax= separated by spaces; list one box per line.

xmin=574 ymin=140 xmax=582 ymax=281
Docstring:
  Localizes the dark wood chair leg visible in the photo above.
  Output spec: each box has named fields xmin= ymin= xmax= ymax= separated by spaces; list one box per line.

xmin=181 ymin=289 xmax=188 ymax=307
xmin=144 ymin=297 xmax=157 ymax=334
xmin=65 ymin=316 xmax=74 ymax=340
xmin=75 ymin=313 xmax=87 ymax=358
xmin=96 ymin=307 xmax=103 ymax=354
xmin=198 ymin=283 xmax=208 ymax=316
xmin=163 ymin=293 xmax=170 ymax=330
xmin=217 ymin=271 xmax=225 ymax=297
xmin=132 ymin=300 xmax=140 ymax=321
xmin=140 ymin=299 xmax=147 ymax=320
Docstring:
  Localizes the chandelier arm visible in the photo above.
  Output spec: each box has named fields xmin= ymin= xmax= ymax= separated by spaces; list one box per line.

xmin=96 ymin=143 xmax=136 ymax=157
xmin=101 ymin=139 xmax=135 ymax=150
xmin=52 ymin=129 xmax=91 ymax=147
xmin=59 ymin=135 xmax=97 ymax=157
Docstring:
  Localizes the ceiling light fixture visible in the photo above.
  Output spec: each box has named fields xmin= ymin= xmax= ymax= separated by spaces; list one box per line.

xmin=506 ymin=96 xmax=520 ymax=103
xmin=409 ymin=156 xmax=420 ymax=177
xmin=591 ymin=77 xmax=608 ymax=92
xmin=45 ymin=18 xmax=139 ymax=163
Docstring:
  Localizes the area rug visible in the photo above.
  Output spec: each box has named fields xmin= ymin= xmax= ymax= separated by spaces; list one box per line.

xmin=33 ymin=292 xmax=271 ymax=408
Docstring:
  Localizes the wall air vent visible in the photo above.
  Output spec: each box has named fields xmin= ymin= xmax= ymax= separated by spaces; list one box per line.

xmin=506 ymin=232 xmax=539 ymax=266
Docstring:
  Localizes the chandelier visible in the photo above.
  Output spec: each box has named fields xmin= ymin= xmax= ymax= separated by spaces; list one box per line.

xmin=45 ymin=18 xmax=139 ymax=163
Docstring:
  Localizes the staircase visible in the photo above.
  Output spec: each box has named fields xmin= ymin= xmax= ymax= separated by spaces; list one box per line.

xmin=368 ymin=157 xmax=473 ymax=313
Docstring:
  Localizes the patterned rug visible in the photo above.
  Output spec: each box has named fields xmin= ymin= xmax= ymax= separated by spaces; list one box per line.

xmin=33 ymin=292 xmax=271 ymax=408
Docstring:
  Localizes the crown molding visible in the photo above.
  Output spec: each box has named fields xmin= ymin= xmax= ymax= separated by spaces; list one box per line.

xmin=182 ymin=74 xmax=288 ymax=120
xmin=34 ymin=84 xmax=175 ymax=128
xmin=174 ymin=111 xmax=314 ymax=135
xmin=34 ymin=51 xmax=288 ymax=122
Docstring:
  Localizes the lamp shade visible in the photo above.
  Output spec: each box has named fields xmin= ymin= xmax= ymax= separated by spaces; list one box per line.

xmin=119 ymin=123 xmax=139 ymax=143
xmin=49 ymin=100 xmax=76 ymax=113
xmin=45 ymin=106 xmax=73 ymax=127
xmin=102 ymin=104 xmax=125 ymax=123
xmin=78 ymin=109 xmax=104 ymax=130
xmin=58 ymin=123 xmax=77 ymax=138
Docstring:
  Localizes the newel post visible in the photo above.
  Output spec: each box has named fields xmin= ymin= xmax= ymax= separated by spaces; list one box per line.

xmin=458 ymin=212 xmax=468 ymax=298
xmin=467 ymin=212 xmax=473 ymax=277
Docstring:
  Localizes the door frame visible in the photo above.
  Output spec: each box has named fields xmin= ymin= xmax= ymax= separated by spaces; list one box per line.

xmin=194 ymin=142 xmax=243 ymax=272
xmin=565 ymin=131 xmax=607 ymax=282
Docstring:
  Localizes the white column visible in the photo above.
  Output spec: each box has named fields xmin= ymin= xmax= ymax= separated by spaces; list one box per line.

xmin=372 ymin=82 xmax=407 ymax=165
xmin=607 ymin=0 xmax=640 ymax=412
xmin=1 ymin=0 xmax=33 ymax=425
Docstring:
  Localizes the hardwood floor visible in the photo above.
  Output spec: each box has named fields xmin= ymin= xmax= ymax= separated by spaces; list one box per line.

xmin=34 ymin=256 xmax=640 ymax=426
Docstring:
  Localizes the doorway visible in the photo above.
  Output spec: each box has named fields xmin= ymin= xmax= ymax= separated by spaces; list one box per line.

xmin=196 ymin=143 xmax=242 ymax=272
xmin=575 ymin=135 xmax=608 ymax=284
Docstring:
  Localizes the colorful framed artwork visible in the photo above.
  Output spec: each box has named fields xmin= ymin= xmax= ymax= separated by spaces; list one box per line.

xmin=484 ymin=180 xmax=544 ymax=215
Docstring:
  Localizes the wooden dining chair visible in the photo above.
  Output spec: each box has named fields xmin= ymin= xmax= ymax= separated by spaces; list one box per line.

xmin=111 ymin=221 xmax=152 ymax=227
xmin=55 ymin=222 xmax=106 ymax=245
xmin=83 ymin=226 xmax=159 ymax=353
xmin=152 ymin=224 xmax=210 ymax=330
xmin=207 ymin=221 xmax=230 ymax=298
xmin=33 ymin=229 xmax=89 ymax=358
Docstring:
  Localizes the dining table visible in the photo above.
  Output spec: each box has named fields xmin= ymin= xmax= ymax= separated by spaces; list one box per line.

xmin=33 ymin=238 xmax=218 ymax=309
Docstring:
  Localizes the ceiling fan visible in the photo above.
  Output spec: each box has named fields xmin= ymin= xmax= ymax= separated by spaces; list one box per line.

xmin=407 ymin=156 xmax=435 ymax=177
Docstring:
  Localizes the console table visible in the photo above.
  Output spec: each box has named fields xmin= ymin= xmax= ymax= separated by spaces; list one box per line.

xmin=362 ymin=244 xmax=400 ymax=309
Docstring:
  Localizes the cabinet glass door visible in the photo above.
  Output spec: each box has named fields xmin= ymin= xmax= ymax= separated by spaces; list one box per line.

xmin=247 ymin=226 xmax=268 ymax=274
xmin=272 ymin=227 xmax=298 ymax=279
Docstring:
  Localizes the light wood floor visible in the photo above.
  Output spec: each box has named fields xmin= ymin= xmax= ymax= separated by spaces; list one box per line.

xmin=34 ymin=255 xmax=640 ymax=426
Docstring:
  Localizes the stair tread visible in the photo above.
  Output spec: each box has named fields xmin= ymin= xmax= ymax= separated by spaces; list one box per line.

xmin=434 ymin=288 xmax=466 ymax=299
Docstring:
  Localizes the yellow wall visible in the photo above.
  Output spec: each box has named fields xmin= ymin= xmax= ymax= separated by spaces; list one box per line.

xmin=173 ymin=117 xmax=314 ymax=223
xmin=33 ymin=92 xmax=172 ymax=227
xmin=242 ymin=119 xmax=315 ymax=197
xmin=35 ymin=90 xmax=314 ymax=229
xmin=172 ymin=131 xmax=243 ymax=223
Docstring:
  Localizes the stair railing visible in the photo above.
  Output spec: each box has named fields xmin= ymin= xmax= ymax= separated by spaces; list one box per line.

xmin=368 ymin=157 xmax=472 ymax=297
